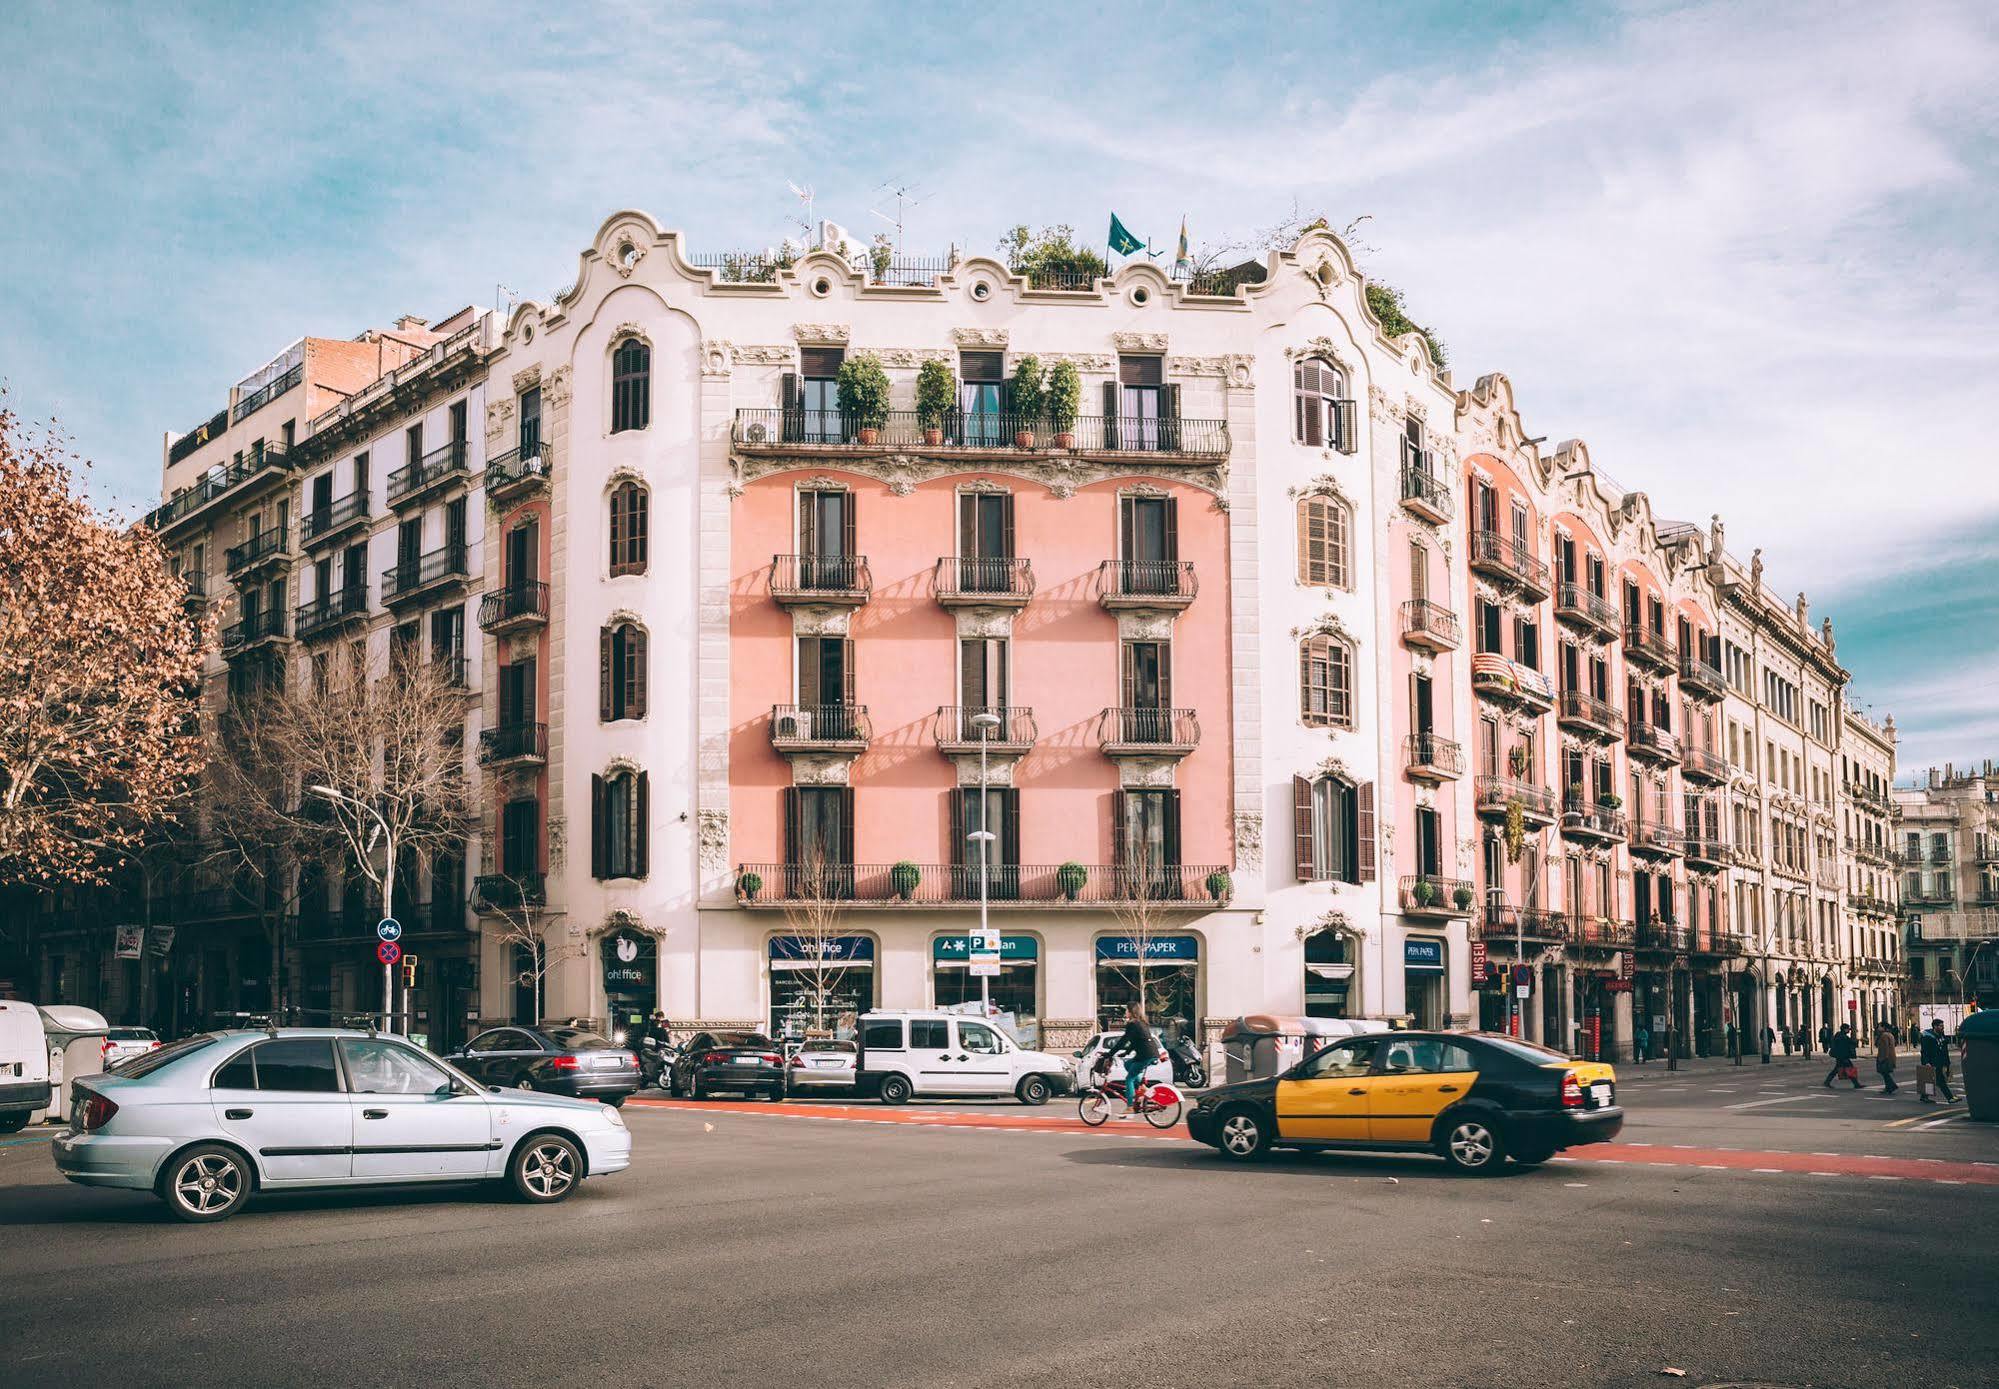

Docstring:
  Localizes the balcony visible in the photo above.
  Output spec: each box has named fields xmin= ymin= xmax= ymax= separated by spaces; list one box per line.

xmin=1635 ymin=922 xmax=1692 ymax=953
xmin=1851 ymin=893 xmax=1896 ymax=918
xmin=224 ymin=528 xmax=291 ymax=578
xmin=179 ymin=570 xmax=210 ymax=607
xmin=1481 ymin=904 xmax=1567 ymax=943
xmin=730 ymin=861 xmax=1233 ymax=909
xmin=934 ymin=705 xmax=1037 ymax=757
xmin=1622 ymin=624 xmax=1677 ymax=674
xmin=382 ymin=544 xmax=470 ymax=608
xmin=1404 ymin=733 xmax=1465 ymax=784
xmin=479 ymin=721 xmax=549 ymax=768
xmin=388 ymin=439 xmax=471 ymax=509
xmin=1400 ymin=600 xmax=1461 ymax=653
xmin=1684 ymin=832 xmax=1730 ymax=870
xmin=294 ymin=588 xmax=368 ymax=642
xmin=232 ymin=361 xmax=302 ymax=422
xmin=1692 ymin=930 xmax=1746 ymax=957
xmin=1396 ymin=875 xmax=1474 ymax=919
xmin=1470 ymin=653 xmax=1555 ymax=713
xmin=770 ymin=554 xmax=872 ymax=608
xmin=220 ymin=608 xmax=289 ymax=654
xmin=1098 ymin=559 xmax=1197 ymax=611
xmin=934 ymin=556 xmax=1034 ymax=609
xmin=485 ymin=441 xmax=553 ymax=503
xmin=167 ymin=407 xmax=230 ymax=467
xmin=1475 ymin=775 xmax=1558 ymax=826
xmin=1398 ymin=463 xmax=1454 ymax=524
xmin=1557 ymin=689 xmax=1624 ymax=740
xmin=1903 ymin=885 xmax=1956 ymax=908
xmin=1468 ymin=530 xmax=1551 ymax=600
xmin=1569 ymin=916 xmax=1635 ymax=950
xmin=300 ymin=491 xmax=371 ymax=550
xmin=144 ymin=442 xmax=294 ymax=536
xmin=1561 ymin=798 xmax=1628 ymax=844
xmin=1627 ymin=720 xmax=1681 ymax=766
xmin=1554 ymin=583 xmax=1620 ymax=640
xmin=1098 ymin=707 xmax=1200 ymax=759
xmin=1629 ymin=821 xmax=1685 ymax=860
xmin=474 ymin=873 xmax=546 ymax=911
xmin=1679 ymin=654 xmax=1726 ymax=702
xmin=1681 ymin=745 xmax=1727 ymax=785
xmin=730 ymin=409 xmax=1230 ymax=461
xmin=769 ymin=704 xmax=870 ymax=755
xmin=478 ymin=582 xmax=550 ymax=635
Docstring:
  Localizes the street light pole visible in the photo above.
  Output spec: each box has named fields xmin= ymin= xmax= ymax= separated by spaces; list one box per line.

xmin=312 ymin=784 xmax=396 ymax=1033
xmin=1486 ymin=885 xmax=1519 ymax=1040
xmin=969 ymin=711 xmax=1002 ymax=1017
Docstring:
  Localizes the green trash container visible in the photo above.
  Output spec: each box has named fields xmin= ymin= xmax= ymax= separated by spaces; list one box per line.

xmin=1960 ymin=1009 xmax=1999 ymax=1122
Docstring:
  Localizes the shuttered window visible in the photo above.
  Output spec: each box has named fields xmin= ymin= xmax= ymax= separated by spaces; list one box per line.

xmin=1297 ymin=496 xmax=1350 ymax=588
xmin=1293 ymin=359 xmax=1353 ymax=451
xmin=1300 ymin=636 xmax=1353 ymax=729
xmin=609 ymin=482 xmax=649 ymax=576
xmin=591 ymin=770 xmax=650 ymax=880
xmin=600 ymin=624 xmax=648 ymax=721
xmin=611 ymin=338 xmax=651 ymax=433
xmin=1293 ymin=774 xmax=1372 ymax=885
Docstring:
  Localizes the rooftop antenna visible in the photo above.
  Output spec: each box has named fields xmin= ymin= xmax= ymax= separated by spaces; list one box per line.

xmin=869 ymin=178 xmax=926 ymax=256
xmin=786 ymin=180 xmax=816 ymax=248
xmin=494 ymin=283 xmax=518 ymax=317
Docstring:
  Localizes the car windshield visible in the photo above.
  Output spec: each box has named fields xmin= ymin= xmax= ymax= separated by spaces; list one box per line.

xmin=543 ymin=1028 xmax=614 ymax=1050
xmin=711 ymin=1032 xmax=775 ymax=1049
xmin=801 ymin=1041 xmax=856 ymax=1054
xmin=110 ymin=1032 xmax=223 ymax=1079
xmin=107 ymin=1028 xmax=155 ymax=1041
xmin=1473 ymin=1034 xmax=1572 ymax=1065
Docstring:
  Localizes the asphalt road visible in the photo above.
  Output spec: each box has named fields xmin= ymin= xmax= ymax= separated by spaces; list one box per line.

xmin=3 ymin=1060 xmax=1995 ymax=1389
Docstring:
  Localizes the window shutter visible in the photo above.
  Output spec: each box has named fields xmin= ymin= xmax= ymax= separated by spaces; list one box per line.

xmin=631 ymin=628 xmax=648 ymax=718
xmin=1110 ymin=791 xmax=1127 ymax=867
xmin=1356 ymin=781 xmax=1377 ymax=882
xmin=1118 ymin=495 xmax=1135 ymax=564
xmin=1298 ymin=500 xmax=1318 ymax=584
xmin=957 ymin=492 xmax=976 ymax=558
xmin=841 ymin=637 xmax=856 ymax=704
xmin=634 ymin=488 xmax=649 ymax=570
xmin=798 ymin=490 xmax=816 ymax=557
xmin=634 ymin=772 xmax=650 ymax=878
xmin=961 ymin=639 xmax=985 ymax=709
xmin=1293 ymin=775 xmax=1315 ymax=881
xmin=1000 ymin=492 xmax=1015 ymax=560
xmin=1164 ymin=790 xmax=1181 ymax=867
xmin=1102 ymin=381 xmax=1120 ymax=449
xmin=797 ymin=638 xmax=821 ymax=708
xmin=1300 ymin=392 xmax=1323 ymax=448
xmin=1158 ymin=646 xmax=1172 ymax=710
xmin=781 ymin=372 xmax=799 ymax=440
xmin=949 ymin=789 xmax=965 ymax=868
xmin=1299 ymin=639 xmax=1319 ymax=726
xmin=599 ymin=628 xmax=613 ymax=721
xmin=1000 ymin=788 xmax=1020 ymax=865
xmin=1120 ymin=643 xmax=1136 ymax=711
xmin=837 ymin=787 xmax=855 ymax=864
xmin=1163 ymin=496 xmax=1179 ymax=562
xmin=1334 ymin=397 xmax=1357 ymax=455
xmin=841 ymin=491 xmax=857 ymax=559
xmin=783 ymin=787 xmax=801 ymax=863
xmin=590 ymin=775 xmax=606 ymax=880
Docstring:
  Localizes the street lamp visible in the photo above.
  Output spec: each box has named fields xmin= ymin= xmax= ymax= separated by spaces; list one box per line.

xmin=968 ymin=711 xmax=1002 ymax=1017
xmin=1485 ymin=884 xmax=1521 ymax=1041
xmin=311 ymin=783 xmax=397 ymax=1033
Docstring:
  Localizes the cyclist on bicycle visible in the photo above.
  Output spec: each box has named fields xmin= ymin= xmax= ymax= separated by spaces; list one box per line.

xmin=1105 ymin=1006 xmax=1162 ymax=1111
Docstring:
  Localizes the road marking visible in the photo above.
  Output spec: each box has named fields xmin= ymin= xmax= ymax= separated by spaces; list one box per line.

xmin=1915 ymin=1115 xmax=1964 ymax=1130
xmin=1724 ymin=1095 xmax=1814 ymax=1110
xmin=1751 ymin=1168 xmax=1783 ymax=1173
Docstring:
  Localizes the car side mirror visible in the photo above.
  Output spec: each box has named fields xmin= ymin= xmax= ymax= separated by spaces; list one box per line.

xmin=487 ymin=1084 xmax=503 ymax=1094
xmin=1072 ymin=1050 xmax=1083 ymax=1058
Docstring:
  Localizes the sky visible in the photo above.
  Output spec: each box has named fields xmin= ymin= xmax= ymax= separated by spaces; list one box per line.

xmin=3 ymin=0 xmax=1994 ymax=773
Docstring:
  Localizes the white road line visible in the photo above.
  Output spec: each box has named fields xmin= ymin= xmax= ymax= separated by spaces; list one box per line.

xmin=1751 ymin=1168 xmax=1783 ymax=1173
xmin=1724 ymin=1095 xmax=1815 ymax=1111
xmin=1916 ymin=1115 xmax=1964 ymax=1130
xmin=1866 ymin=1174 xmax=1904 ymax=1181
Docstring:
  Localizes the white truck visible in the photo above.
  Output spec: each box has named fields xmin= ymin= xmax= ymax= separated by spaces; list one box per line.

xmin=855 ymin=1010 xmax=1074 ymax=1105
xmin=0 ymin=1000 xmax=52 ymax=1132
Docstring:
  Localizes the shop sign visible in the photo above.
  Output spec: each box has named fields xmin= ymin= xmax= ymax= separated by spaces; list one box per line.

xmin=114 ymin=926 xmax=145 ymax=960
xmin=602 ymin=931 xmax=655 ymax=988
xmin=1604 ymin=979 xmax=1633 ymax=994
xmin=148 ymin=926 xmax=175 ymax=956
xmin=768 ymin=935 xmax=876 ymax=963
xmin=1469 ymin=939 xmax=1488 ymax=981
xmin=933 ymin=935 xmax=1038 ymax=962
xmin=1095 ymin=935 xmax=1199 ymax=962
xmin=1405 ymin=938 xmax=1447 ymax=974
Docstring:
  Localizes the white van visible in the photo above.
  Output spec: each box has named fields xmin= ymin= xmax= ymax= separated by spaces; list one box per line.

xmin=856 ymin=1010 xmax=1074 ymax=1106
xmin=0 ymin=1000 xmax=52 ymax=1133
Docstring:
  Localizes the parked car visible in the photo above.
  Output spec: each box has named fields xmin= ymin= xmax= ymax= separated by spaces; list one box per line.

xmin=442 ymin=1026 xmax=641 ymax=1105
xmin=1186 ymin=1031 xmax=1621 ymax=1174
xmin=668 ymin=1031 xmax=786 ymax=1100
xmin=785 ymin=1039 xmax=858 ymax=1093
xmin=102 ymin=1027 xmax=162 ymax=1070
xmin=0 ymin=1000 xmax=51 ymax=1133
xmin=856 ymin=1011 xmax=1073 ymax=1105
xmin=1072 ymin=1032 xmax=1174 ymax=1093
xmin=52 ymin=1028 xmax=632 ymax=1221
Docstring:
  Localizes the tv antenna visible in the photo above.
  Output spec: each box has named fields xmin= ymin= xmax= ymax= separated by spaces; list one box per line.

xmin=869 ymin=178 xmax=925 ymax=255
xmin=786 ymin=180 xmax=816 ymax=247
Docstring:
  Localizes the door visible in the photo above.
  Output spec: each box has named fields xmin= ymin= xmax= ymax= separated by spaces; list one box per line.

xmin=1272 ymin=1038 xmax=1382 ymax=1142
xmin=340 ymin=1037 xmax=495 ymax=1179
xmin=1368 ymin=1038 xmax=1479 ymax=1143
xmin=958 ymin=491 xmax=1013 ymax=592
xmin=960 ymin=637 xmax=1008 ymax=736
xmin=506 ymin=520 xmax=537 ymax=588
xmin=454 ymin=1027 xmax=537 ymax=1085
xmin=1121 ymin=641 xmax=1170 ymax=743
xmin=1413 ymin=673 xmax=1434 ymax=737
xmin=907 ymin=1018 xmax=966 ymax=1095
xmin=960 ymin=351 xmax=1004 ymax=445
xmin=310 ymin=472 xmax=332 ymax=530
xmin=798 ymin=490 xmax=854 ymax=590
xmin=1120 ymin=495 xmax=1177 ymax=593
xmin=209 ymin=1037 xmax=353 ymax=1184
xmin=518 ymin=385 xmax=542 ymax=455
xmin=954 ymin=1020 xmax=1012 ymax=1094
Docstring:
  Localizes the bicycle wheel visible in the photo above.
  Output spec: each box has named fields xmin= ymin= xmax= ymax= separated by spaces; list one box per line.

xmin=1143 ymin=1096 xmax=1183 ymax=1129
xmin=1079 ymin=1092 xmax=1112 ymax=1127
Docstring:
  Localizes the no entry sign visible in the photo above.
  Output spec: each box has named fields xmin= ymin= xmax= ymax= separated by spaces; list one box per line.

xmin=377 ymin=940 xmax=403 ymax=966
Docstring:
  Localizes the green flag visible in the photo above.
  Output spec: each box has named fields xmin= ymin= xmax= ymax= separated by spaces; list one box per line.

xmin=1108 ymin=213 xmax=1144 ymax=257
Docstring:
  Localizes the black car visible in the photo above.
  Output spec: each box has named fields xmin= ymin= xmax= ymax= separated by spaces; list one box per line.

xmin=445 ymin=1025 xmax=641 ymax=1105
xmin=668 ymin=1031 xmax=786 ymax=1101
xmin=1185 ymin=1031 xmax=1621 ymax=1174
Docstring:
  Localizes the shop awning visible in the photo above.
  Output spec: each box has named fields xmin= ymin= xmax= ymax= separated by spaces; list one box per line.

xmin=1095 ymin=935 xmax=1199 ymax=962
xmin=933 ymin=935 xmax=1038 ymax=964
xmin=1404 ymin=938 xmax=1446 ymax=974
xmin=768 ymin=935 xmax=875 ymax=969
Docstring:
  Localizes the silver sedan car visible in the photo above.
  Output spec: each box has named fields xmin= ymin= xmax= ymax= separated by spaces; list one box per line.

xmin=52 ymin=1028 xmax=632 ymax=1222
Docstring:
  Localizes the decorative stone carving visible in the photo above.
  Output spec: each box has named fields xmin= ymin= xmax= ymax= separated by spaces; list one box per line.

xmin=1294 ymin=474 xmax=1353 ymax=507
xmin=792 ymin=323 xmax=851 ymax=345
xmin=700 ymin=341 xmax=733 ymax=379
xmin=951 ymin=757 xmax=1016 ymax=788
xmin=1166 ymin=354 xmax=1253 ymax=380
xmin=791 ymin=608 xmax=850 ymax=637
xmin=602 ymin=754 xmax=642 ymax=777
xmin=1368 ymin=385 xmax=1397 ymax=424
xmin=733 ymin=344 xmax=796 ymax=365
xmin=731 ymin=451 xmax=1226 ymax=501
xmin=1040 ymin=352 xmax=1113 ymax=372
xmin=609 ymin=231 xmax=647 ymax=278
xmin=511 ymin=364 xmax=543 ymax=394
xmin=484 ymin=400 xmax=513 ymax=442
xmin=1285 ymin=337 xmax=1350 ymax=371
xmin=605 ymin=607 xmax=644 ymax=629
xmin=1113 ymin=332 xmax=1168 ymax=353
xmin=956 ymin=608 xmax=1014 ymax=640
xmin=791 ymin=755 xmax=854 ymax=787
xmin=1312 ymin=756 xmax=1353 ymax=783
xmin=1117 ymin=611 xmax=1177 ymax=642
xmin=1233 ymin=811 xmax=1263 ymax=868
xmin=1117 ymin=480 xmax=1169 ymax=499
xmin=544 ymin=365 xmax=573 ymax=408
xmin=1299 ymin=612 xmax=1357 ymax=646
xmin=1404 ymin=397 xmax=1428 ymax=422
xmin=952 ymin=327 xmax=1009 ymax=347
xmin=874 ymin=347 xmax=953 ymax=368
xmin=698 ymin=809 xmax=729 ymax=873
xmin=1118 ymin=760 xmax=1179 ymax=789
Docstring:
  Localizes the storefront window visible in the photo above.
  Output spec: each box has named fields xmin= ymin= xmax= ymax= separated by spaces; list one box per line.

xmin=933 ymin=934 xmax=1038 ymax=1045
xmin=1095 ymin=935 xmax=1199 ymax=1042
xmin=769 ymin=935 xmax=875 ymax=1039
xmin=1304 ymin=930 xmax=1353 ymax=1018
xmin=601 ymin=931 xmax=657 ymax=1042
xmin=1403 ymin=936 xmax=1447 ymax=1029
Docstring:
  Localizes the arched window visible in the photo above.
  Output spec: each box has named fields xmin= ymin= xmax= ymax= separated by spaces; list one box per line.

xmin=1292 ymin=774 xmax=1372 ymax=885
xmin=1300 ymin=635 xmax=1353 ymax=729
xmin=611 ymin=337 xmax=650 ymax=434
xmin=608 ymin=481 xmax=649 ymax=576
xmin=1304 ymin=928 xmax=1354 ymax=1017
xmin=591 ymin=768 xmax=649 ymax=880
xmin=1293 ymin=359 xmax=1354 ymax=453
xmin=1297 ymin=495 xmax=1351 ymax=588
xmin=600 ymin=622 xmax=648 ymax=721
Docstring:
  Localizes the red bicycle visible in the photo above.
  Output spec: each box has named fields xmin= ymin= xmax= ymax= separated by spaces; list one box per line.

xmin=1078 ymin=1066 xmax=1184 ymax=1128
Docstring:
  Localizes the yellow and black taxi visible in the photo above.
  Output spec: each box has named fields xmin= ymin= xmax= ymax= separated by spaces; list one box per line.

xmin=1186 ymin=1031 xmax=1620 ymax=1173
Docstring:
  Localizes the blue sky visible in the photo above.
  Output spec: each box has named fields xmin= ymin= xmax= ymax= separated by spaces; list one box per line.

xmin=3 ymin=0 xmax=1994 ymax=772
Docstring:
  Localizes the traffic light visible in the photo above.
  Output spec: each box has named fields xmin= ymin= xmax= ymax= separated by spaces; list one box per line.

xmin=401 ymin=954 xmax=419 ymax=987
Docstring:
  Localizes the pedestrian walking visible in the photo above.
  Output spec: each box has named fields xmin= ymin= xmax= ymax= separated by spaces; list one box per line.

xmin=1818 ymin=1024 xmax=1832 ymax=1055
xmin=1781 ymin=1026 xmax=1793 ymax=1056
xmin=1874 ymin=1027 xmax=1899 ymax=1094
xmin=1823 ymin=1024 xmax=1862 ymax=1089
xmin=1635 ymin=1021 xmax=1650 ymax=1064
xmin=1761 ymin=1024 xmax=1776 ymax=1058
xmin=1917 ymin=1020 xmax=1958 ymax=1104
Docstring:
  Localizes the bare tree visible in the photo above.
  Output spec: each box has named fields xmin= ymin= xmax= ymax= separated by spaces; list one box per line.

xmin=1104 ymin=838 xmax=1184 ymax=1030
xmin=481 ymin=873 xmax=579 ymax=1026
xmin=777 ymin=850 xmax=856 ymax=1037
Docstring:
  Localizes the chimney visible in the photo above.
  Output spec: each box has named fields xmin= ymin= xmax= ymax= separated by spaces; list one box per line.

xmin=394 ymin=315 xmax=429 ymax=333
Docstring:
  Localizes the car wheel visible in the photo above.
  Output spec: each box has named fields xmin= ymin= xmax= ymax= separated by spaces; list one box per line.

xmin=1016 ymin=1075 xmax=1052 ymax=1107
xmin=1511 ymin=1145 xmax=1555 ymax=1168
xmin=516 ymin=1072 xmax=535 ymax=1092
xmin=1441 ymin=1116 xmax=1507 ymax=1175
xmin=1214 ymin=1107 xmax=1270 ymax=1162
xmin=605 ymin=1095 xmax=627 ymax=1109
xmin=665 ymin=1069 xmax=681 ymax=1098
xmin=1186 ymin=1063 xmax=1207 ymax=1089
xmin=0 ymin=1112 xmax=28 ymax=1134
xmin=767 ymin=1086 xmax=784 ymax=1102
xmin=509 ymin=1134 xmax=582 ymax=1204
xmin=877 ymin=1073 xmax=913 ymax=1106
xmin=162 ymin=1144 xmax=252 ymax=1223
xmin=689 ymin=1074 xmax=705 ymax=1101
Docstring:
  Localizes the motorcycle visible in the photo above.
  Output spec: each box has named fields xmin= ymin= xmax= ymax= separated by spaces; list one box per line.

xmin=638 ymin=1035 xmax=679 ymax=1091
xmin=1164 ymin=1035 xmax=1207 ymax=1089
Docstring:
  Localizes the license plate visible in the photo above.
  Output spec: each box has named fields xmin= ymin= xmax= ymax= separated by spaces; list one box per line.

xmin=732 ymin=1055 xmax=763 ymax=1067
xmin=1591 ymin=1083 xmax=1613 ymax=1106
xmin=812 ymin=1059 xmax=840 ymax=1068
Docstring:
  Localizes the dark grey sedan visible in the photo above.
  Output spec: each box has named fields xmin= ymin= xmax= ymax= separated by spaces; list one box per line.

xmin=445 ymin=1026 xmax=641 ymax=1105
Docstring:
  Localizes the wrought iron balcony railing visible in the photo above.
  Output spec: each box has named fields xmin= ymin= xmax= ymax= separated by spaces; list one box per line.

xmin=479 ymin=722 xmax=549 ymax=766
xmin=1399 ymin=875 xmax=1476 ymax=918
xmin=731 ymin=409 xmax=1230 ymax=458
xmin=934 ymin=705 xmax=1037 ymax=755
xmin=1098 ymin=559 xmax=1197 ymax=608
xmin=770 ymin=553 xmax=872 ymax=605
xmin=769 ymin=704 xmax=871 ymax=751
xmin=478 ymin=582 xmax=550 ymax=633
xmin=1475 ymin=775 xmax=1559 ymax=823
xmin=1400 ymin=600 xmax=1461 ymax=652
xmin=1622 ymin=624 xmax=1677 ymax=672
xmin=382 ymin=544 xmax=469 ymax=603
xmin=388 ymin=439 xmax=471 ymax=506
xmin=300 ymin=491 xmax=371 ymax=547
xmin=1554 ymin=583 xmax=1620 ymax=637
xmin=225 ymin=528 xmax=290 ymax=574
xmin=294 ymin=587 xmax=368 ymax=641
xmin=1098 ymin=707 xmax=1201 ymax=757
xmin=485 ymin=441 xmax=552 ymax=499
xmin=1469 ymin=529 xmax=1551 ymax=597
xmin=731 ymin=861 xmax=1232 ymax=908
xmin=1557 ymin=689 xmax=1624 ymax=739
xmin=1398 ymin=463 xmax=1454 ymax=523
xmin=935 ymin=556 xmax=1034 ymax=606
xmin=1404 ymin=732 xmax=1465 ymax=781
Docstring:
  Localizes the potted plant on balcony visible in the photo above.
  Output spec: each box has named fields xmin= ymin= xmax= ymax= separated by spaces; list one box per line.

xmin=1046 ymin=359 xmax=1081 ymax=450
xmin=1412 ymin=878 xmax=1438 ymax=908
xmin=1566 ymin=780 xmax=1586 ymax=806
xmin=1010 ymin=354 xmax=1045 ymax=448
xmin=837 ymin=352 xmax=892 ymax=446
xmin=1453 ymin=884 xmax=1475 ymax=912
xmin=870 ymin=232 xmax=894 ymax=282
xmin=1507 ymin=745 xmax=1529 ymax=777
xmin=1057 ymin=860 xmax=1087 ymax=901
xmin=889 ymin=860 xmax=921 ymax=900
xmin=1598 ymin=791 xmax=1622 ymax=810
xmin=1204 ymin=869 xmax=1232 ymax=903
xmin=737 ymin=870 xmax=763 ymax=902
xmin=915 ymin=359 xmax=956 ymax=447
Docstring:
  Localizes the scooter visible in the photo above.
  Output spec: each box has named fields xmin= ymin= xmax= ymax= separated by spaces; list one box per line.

xmin=1165 ymin=1035 xmax=1207 ymax=1089
xmin=638 ymin=1035 xmax=679 ymax=1091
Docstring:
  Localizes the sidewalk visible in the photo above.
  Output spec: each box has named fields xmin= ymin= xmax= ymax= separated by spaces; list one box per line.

xmin=1614 ymin=1053 xmax=1833 ymax=1084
